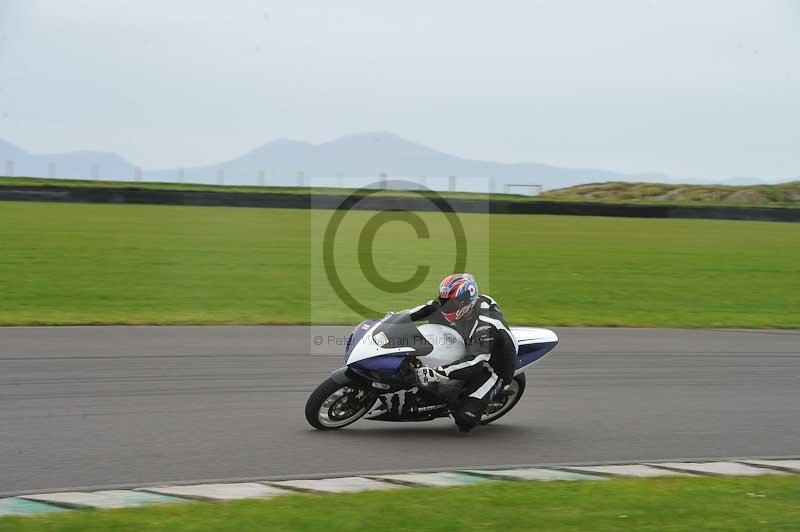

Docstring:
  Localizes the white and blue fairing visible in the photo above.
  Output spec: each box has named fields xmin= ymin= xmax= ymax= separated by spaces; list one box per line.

xmin=344 ymin=313 xmax=558 ymax=380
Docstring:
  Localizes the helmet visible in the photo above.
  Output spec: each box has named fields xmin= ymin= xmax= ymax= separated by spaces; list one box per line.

xmin=438 ymin=273 xmax=478 ymax=323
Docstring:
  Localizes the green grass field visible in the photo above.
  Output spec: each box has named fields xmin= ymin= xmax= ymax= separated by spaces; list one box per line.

xmin=1 ymin=201 xmax=798 ymax=327
xmin=1 ymin=476 xmax=798 ymax=532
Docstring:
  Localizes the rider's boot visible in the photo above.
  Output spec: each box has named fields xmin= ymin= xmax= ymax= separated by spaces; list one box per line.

xmin=492 ymin=387 xmax=516 ymax=401
xmin=453 ymin=397 xmax=485 ymax=432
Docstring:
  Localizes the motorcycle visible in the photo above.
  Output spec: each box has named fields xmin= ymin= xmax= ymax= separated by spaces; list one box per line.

xmin=305 ymin=310 xmax=558 ymax=430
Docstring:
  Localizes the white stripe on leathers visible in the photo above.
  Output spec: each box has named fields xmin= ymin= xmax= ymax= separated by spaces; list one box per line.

xmin=470 ymin=372 xmax=499 ymax=399
xmin=478 ymin=315 xmax=519 ymax=353
xmin=441 ymin=353 xmax=490 ymax=377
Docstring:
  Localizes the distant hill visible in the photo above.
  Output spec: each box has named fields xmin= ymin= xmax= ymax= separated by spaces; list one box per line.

xmin=0 ymin=138 xmax=137 ymax=179
xmin=0 ymin=131 xmax=788 ymax=191
xmin=543 ymin=181 xmax=800 ymax=206
xmin=143 ymin=131 xmax=671 ymax=191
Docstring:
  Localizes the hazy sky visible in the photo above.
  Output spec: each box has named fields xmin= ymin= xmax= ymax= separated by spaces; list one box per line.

xmin=0 ymin=0 xmax=798 ymax=179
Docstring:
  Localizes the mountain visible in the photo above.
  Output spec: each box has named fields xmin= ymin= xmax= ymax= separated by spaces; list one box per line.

xmin=0 ymin=139 xmax=137 ymax=179
xmin=143 ymin=131 xmax=671 ymax=191
xmin=0 ymin=138 xmax=28 ymax=162
xmin=0 ymin=131 xmax=783 ymax=191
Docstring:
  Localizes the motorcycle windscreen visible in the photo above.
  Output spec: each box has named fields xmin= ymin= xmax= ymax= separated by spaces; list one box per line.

xmin=369 ymin=311 xmax=434 ymax=356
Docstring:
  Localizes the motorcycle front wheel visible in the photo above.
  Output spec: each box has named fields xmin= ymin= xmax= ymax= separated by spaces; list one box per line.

xmin=305 ymin=378 xmax=374 ymax=430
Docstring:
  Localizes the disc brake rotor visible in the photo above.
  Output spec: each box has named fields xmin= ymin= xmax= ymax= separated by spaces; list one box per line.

xmin=327 ymin=388 xmax=364 ymax=420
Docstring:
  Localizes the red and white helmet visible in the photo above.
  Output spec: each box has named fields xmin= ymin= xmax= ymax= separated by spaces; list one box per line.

xmin=438 ymin=273 xmax=478 ymax=323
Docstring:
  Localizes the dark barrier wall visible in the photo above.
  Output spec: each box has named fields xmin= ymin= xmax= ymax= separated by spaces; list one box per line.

xmin=2 ymin=185 xmax=799 ymax=223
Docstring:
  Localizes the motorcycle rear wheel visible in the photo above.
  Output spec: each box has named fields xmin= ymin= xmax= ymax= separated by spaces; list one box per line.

xmin=305 ymin=378 xmax=373 ymax=430
xmin=480 ymin=373 xmax=526 ymax=425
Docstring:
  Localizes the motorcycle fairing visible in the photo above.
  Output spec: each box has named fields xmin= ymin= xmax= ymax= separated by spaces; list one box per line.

xmin=344 ymin=319 xmax=378 ymax=361
xmin=364 ymin=387 xmax=449 ymax=421
xmin=345 ymin=312 xmax=431 ymax=366
xmin=511 ymin=327 xmax=559 ymax=374
xmin=350 ymin=354 xmax=409 ymax=381
xmin=343 ymin=315 xmax=559 ymax=389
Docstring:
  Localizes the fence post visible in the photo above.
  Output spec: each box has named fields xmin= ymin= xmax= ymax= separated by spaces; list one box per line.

xmin=448 ymin=175 xmax=456 ymax=193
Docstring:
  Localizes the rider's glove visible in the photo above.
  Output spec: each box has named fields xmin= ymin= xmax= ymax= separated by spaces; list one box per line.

xmin=415 ymin=366 xmax=445 ymax=388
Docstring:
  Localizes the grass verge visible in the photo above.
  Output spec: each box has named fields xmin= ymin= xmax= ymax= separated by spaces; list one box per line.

xmin=543 ymin=180 xmax=800 ymax=208
xmin=1 ymin=201 xmax=798 ymax=327
xmin=6 ymin=176 xmax=800 ymax=207
xmin=1 ymin=476 xmax=798 ymax=531
xmin=0 ymin=176 xmax=521 ymax=202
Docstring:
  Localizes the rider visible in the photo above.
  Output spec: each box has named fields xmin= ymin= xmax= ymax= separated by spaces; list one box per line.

xmin=409 ymin=273 xmax=517 ymax=432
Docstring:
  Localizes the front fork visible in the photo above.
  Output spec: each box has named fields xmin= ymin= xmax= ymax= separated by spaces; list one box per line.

xmin=329 ymin=367 xmax=382 ymax=407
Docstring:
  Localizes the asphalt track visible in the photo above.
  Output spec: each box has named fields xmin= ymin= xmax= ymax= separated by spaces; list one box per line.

xmin=1 ymin=326 xmax=798 ymax=496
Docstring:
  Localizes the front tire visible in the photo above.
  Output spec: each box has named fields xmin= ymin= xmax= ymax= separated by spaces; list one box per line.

xmin=305 ymin=378 xmax=373 ymax=430
xmin=480 ymin=373 xmax=526 ymax=425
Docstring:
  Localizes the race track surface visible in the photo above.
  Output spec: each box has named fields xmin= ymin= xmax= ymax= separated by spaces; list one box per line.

xmin=1 ymin=326 xmax=798 ymax=495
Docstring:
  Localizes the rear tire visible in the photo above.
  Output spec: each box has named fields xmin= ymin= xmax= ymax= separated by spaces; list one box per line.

xmin=480 ymin=373 xmax=526 ymax=425
xmin=305 ymin=378 xmax=372 ymax=430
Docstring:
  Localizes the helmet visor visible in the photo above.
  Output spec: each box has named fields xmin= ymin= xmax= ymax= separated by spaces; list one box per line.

xmin=438 ymin=293 xmax=473 ymax=322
